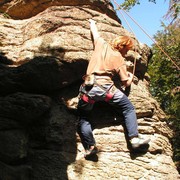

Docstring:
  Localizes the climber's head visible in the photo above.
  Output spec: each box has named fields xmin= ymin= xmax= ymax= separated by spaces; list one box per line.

xmin=111 ymin=35 xmax=134 ymax=56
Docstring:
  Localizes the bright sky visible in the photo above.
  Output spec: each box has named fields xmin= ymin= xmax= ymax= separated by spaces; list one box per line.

xmin=111 ymin=0 xmax=170 ymax=46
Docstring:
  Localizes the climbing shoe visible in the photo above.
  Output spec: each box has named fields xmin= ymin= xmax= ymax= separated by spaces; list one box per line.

xmin=84 ymin=146 xmax=98 ymax=158
xmin=130 ymin=135 xmax=150 ymax=149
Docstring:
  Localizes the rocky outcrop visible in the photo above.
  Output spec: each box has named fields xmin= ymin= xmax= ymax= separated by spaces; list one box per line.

xmin=0 ymin=0 xmax=179 ymax=179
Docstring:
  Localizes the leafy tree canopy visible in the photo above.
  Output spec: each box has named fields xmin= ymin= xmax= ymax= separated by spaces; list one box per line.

xmin=119 ymin=0 xmax=156 ymax=10
xmin=148 ymin=18 xmax=180 ymax=171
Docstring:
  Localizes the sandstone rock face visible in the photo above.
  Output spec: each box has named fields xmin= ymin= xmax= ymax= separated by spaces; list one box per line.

xmin=0 ymin=0 xmax=179 ymax=179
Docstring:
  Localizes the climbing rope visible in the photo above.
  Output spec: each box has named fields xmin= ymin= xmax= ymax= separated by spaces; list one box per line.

xmin=112 ymin=0 xmax=180 ymax=71
xmin=117 ymin=9 xmax=137 ymax=76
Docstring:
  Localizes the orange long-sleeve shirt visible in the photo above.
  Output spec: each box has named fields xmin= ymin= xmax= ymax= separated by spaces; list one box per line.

xmin=86 ymin=37 xmax=128 ymax=85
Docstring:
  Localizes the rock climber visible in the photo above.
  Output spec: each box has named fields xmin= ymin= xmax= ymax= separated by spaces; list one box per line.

xmin=77 ymin=19 xmax=150 ymax=158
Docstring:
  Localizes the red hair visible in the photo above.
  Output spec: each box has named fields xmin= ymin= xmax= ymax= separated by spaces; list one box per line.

xmin=111 ymin=36 xmax=134 ymax=52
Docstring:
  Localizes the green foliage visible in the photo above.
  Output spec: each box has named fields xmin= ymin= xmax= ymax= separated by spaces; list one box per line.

xmin=165 ymin=0 xmax=180 ymax=22
xmin=119 ymin=0 xmax=156 ymax=10
xmin=148 ymin=19 xmax=180 ymax=171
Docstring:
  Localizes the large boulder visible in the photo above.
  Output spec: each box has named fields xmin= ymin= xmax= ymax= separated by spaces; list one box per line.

xmin=0 ymin=0 xmax=179 ymax=179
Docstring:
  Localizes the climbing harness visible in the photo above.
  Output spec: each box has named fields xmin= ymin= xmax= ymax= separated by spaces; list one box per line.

xmin=81 ymin=93 xmax=95 ymax=104
xmin=80 ymin=74 xmax=117 ymax=104
xmin=111 ymin=0 xmax=180 ymax=71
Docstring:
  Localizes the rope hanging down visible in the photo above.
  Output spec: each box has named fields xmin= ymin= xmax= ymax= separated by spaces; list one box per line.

xmin=116 ymin=7 xmax=137 ymax=76
xmin=112 ymin=0 xmax=180 ymax=71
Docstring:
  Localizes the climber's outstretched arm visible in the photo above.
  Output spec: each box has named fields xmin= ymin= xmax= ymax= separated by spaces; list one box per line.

xmin=89 ymin=19 xmax=100 ymax=45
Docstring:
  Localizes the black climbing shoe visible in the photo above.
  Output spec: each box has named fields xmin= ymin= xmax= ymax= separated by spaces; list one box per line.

xmin=84 ymin=146 xmax=98 ymax=158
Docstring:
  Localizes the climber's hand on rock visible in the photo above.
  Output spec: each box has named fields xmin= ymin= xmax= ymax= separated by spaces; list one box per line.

xmin=88 ymin=19 xmax=96 ymax=24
